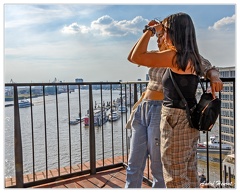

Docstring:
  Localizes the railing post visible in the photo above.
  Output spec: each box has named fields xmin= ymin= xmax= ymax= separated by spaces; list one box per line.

xmin=89 ymin=85 xmax=96 ymax=174
xmin=13 ymin=85 xmax=24 ymax=187
xmin=228 ymin=167 xmax=231 ymax=183
xmin=218 ymin=91 xmax=223 ymax=185
xmin=133 ymin=83 xmax=138 ymax=104
xmin=224 ymin=165 xmax=227 ymax=183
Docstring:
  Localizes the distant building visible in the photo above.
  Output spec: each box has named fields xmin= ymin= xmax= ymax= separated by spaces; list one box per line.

xmin=219 ymin=66 xmax=235 ymax=78
xmin=218 ymin=66 xmax=235 ymax=149
xmin=75 ymin=78 xmax=83 ymax=83
xmin=146 ymin=74 xmax=149 ymax=81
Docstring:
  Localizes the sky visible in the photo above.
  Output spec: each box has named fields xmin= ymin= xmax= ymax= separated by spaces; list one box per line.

xmin=2 ymin=1 xmax=237 ymax=83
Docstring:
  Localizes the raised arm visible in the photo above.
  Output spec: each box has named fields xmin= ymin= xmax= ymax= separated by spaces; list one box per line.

xmin=127 ymin=40 xmax=140 ymax=64
xmin=129 ymin=24 xmax=176 ymax=68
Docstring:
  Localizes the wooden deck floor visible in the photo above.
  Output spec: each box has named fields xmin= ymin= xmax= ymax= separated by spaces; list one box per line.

xmin=5 ymin=156 xmax=152 ymax=188
xmin=32 ymin=167 xmax=151 ymax=188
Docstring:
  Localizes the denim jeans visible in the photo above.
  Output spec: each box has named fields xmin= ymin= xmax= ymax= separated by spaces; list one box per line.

xmin=125 ymin=100 xmax=165 ymax=188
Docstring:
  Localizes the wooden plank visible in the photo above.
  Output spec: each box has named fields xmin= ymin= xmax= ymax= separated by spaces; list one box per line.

xmin=5 ymin=156 xmax=151 ymax=189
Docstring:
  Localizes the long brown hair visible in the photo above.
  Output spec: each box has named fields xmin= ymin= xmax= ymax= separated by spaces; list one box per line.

xmin=164 ymin=12 xmax=202 ymax=75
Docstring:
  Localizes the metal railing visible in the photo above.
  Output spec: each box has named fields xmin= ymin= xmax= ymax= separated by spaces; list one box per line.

xmin=4 ymin=78 xmax=235 ymax=188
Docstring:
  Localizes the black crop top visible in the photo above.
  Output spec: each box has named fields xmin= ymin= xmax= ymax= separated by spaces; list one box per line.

xmin=162 ymin=69 xmax=199 ymax=109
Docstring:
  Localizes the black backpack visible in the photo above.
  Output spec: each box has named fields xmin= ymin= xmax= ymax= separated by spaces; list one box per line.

xmin=190 ymin=92 xmax=221 ymax=131
xmin=169 ymin=69 xmax=221 ymax=132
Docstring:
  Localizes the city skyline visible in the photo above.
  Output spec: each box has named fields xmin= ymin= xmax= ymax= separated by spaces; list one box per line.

xmin=3 ymin=2 xmax=237 ymax=83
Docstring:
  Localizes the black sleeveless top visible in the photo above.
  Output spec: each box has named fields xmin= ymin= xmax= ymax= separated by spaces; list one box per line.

xmin=162 ymin=69 xmax=199 ymax=109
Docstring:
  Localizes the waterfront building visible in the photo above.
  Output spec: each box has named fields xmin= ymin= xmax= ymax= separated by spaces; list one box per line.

xmin=146 ymin=74 xmax=149 ymax=81
xmin=218 ymin=66 xmax=235 ymax=149
xmin=75 ymin=78 xmax=83 ymax=83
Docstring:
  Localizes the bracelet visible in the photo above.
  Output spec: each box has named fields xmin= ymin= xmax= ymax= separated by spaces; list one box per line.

xmin=143 ymin=25 xmax=156 ymax=36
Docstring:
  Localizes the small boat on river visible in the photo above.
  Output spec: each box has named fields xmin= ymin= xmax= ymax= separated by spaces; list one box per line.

xmin=197 ymin=136 xmax=232 ymax=151
xmin=108 ymin=111 xmax=120 ymax=121
xmin=118 ymin=105 xmax=128 ymax=113
xmin=69 ymin=120 xmax=80 ymax=125
xmin=19 ymin=99 xmax=32 ymax=108
xmin=83 ymin=109 xmax=108 ymax=126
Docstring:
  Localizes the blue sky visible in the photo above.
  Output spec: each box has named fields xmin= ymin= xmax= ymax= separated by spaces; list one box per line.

xmin=3 ymin=2 xmax=237 ymax=83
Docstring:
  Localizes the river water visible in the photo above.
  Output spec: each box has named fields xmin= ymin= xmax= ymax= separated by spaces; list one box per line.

xmin=4 ymin=89 xmax=224 ymax=183
xmin=5 ymin=89 xmax=127 ymax=178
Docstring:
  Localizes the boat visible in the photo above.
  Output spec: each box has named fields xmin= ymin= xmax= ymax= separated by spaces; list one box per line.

xmin=222 ymin=154 xmax=235 ymax=185
xmin=5 ymin=103 xmax=14 ymax=107
xmin=69 ymin=120 xmax=80 ymax=125
xmin=118 ymin=105 xmax=128 ymax=113
xmin=19 ymin=99 xmax=32 ymax=108
xmin=108 ymin=111 xmax=120 ymax=122
xmin=197 ymin=136 xmax=232 ymax=151
xmin=76 ymin=117 xmax=85 ymax=122
xmin=83 ymin=109 xmax=108 ymax=126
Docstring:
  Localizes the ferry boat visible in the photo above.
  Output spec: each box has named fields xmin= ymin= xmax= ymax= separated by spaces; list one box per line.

xmin=83 ymin=109 xmax=108 ymax=126
xmin=197 ymin=136 xmax=232 ymax=151
xmin=108 ymin=111 xmax=120 ymax=121
xmin=19 ymin=99 xmax=32 ymax=108
xmin=118 ymin=105 xmax=128 ymax=113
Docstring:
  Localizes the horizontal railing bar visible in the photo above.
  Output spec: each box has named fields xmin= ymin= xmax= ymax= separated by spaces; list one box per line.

xmin=5 ymin=77 xmax=235 ymax=87
xmin=5 ymin=82 xmax=134 ymax=87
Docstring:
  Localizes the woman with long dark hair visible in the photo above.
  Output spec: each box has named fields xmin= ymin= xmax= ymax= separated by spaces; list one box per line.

xmin=128 ymin=12 xmax=223 ymax=188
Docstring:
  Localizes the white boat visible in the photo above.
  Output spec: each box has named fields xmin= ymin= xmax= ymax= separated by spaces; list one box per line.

xmin=197 ymin=136 xmax=232 ymax=150
xmin=19 ymin=99 xmax=32 ymax=108
xmin=108 ymin=111 xmax=120 ymax=121
xmin=83 ymin=109 xmax=108 ymax=126
xmin=118 ymin=105 xmax=128 ymax=113
xmin=222 ymin=154 xmax=235 ymax=184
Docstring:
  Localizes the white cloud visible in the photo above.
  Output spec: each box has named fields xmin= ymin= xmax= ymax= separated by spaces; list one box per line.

xmin=62 ymin=22 xmax=90 ymax=34
xmin=4 ymin=5 xmax=236 ymax=83
xmin=208 ymin=14 xmax=235 ymax=30
xmin=61 ymin=15 xmax=148 ymax=36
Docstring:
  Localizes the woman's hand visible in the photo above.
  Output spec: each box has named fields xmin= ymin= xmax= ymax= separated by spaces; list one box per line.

xmin=207 ymin=69 xmax=223 ymax=98
xmin=147 ymin=20 xmax=159 ymax=26
xmin=153 ymin=24 xmax=164 ymax=35
xmin=147 ymin=20 xmax=164 ymax=36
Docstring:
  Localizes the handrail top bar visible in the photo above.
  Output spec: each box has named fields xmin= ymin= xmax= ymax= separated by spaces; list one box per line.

xmin=4 ymin=78 xmax=235 ymax=87
xmin=5 ymin=81 xmax=149 ymax=87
